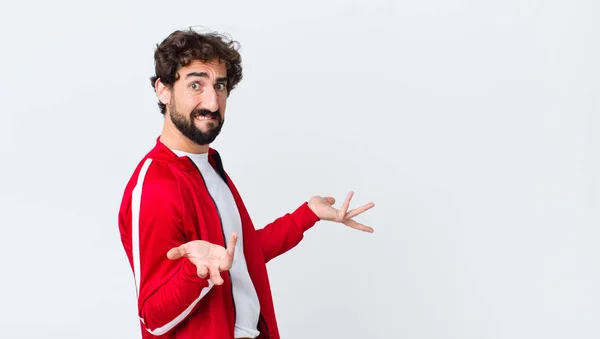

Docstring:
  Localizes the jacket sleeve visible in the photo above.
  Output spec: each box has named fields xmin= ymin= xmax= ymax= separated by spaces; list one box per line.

xmin=120 ymin=159 xmax=213 ymax=336
xmin=255 ymin=202 xmax=321 ymax=263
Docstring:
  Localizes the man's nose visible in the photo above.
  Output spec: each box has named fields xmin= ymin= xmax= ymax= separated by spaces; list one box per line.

xmin=202 ymin=87 xmax=219 ymax=113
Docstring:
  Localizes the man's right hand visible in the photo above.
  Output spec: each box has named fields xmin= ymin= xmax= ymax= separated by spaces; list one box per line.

xmin=166 ymin=233 xmax=238 ymax=285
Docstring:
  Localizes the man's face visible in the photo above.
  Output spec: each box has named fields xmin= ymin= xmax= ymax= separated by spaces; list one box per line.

xmin=166 ymin=59 xmax=228 ymax=146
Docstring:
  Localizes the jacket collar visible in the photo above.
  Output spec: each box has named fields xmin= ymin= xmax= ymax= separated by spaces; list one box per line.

xmin=147 ymin=137 xmax=228 ymax=181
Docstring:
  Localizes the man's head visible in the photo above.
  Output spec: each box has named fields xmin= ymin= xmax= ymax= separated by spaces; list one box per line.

xmin=150 ymin=28 xmax=242 ymax=146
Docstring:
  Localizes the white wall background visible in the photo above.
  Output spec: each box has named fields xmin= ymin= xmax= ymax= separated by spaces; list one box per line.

xmin=0 ymin=0 xmax=599 ymax=338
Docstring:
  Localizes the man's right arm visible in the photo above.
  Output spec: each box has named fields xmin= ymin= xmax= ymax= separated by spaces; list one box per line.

xmin=119 ymin=159 xmax=213 ymax=336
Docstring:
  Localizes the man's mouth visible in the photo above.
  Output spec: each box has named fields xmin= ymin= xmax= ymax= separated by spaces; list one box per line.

xmin=193 ymin=110 xmax=219 ymax=122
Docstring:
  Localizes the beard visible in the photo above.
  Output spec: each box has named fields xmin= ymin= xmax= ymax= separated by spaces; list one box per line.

xmin=168 ymin=97 xmax=224 ymax=146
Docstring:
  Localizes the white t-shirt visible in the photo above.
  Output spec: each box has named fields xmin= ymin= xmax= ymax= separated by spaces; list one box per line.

xmin=173 ymin=149 xmax=260 ymax=338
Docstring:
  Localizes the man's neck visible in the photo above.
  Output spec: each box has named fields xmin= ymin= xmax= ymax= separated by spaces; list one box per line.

xmin=160 ymin=121 xmax=210 ymax=154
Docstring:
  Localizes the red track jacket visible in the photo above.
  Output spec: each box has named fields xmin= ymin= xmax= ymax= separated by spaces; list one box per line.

xmin=118 ymin=138 xmax=320 ymax=339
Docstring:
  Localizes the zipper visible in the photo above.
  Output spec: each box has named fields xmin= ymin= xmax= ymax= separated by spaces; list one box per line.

xmin=187 ymin=156 xmax=237 ymax=324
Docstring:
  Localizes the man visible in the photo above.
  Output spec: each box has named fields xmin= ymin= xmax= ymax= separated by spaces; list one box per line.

xmin=118 ymin=27 xmax=375 ymax=339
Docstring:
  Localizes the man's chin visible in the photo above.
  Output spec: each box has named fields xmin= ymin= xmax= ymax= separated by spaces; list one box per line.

xmin=189 ymin=128 xmax=222 ymax=145
xmin=194 ymin=119 xmax=221 ymax=131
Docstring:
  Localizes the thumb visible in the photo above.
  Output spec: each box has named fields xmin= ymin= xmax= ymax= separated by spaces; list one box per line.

xmin=226 ymin=232 xmax=238 ymax=257
xmin=324 ymin=196 xmax=336 ymax=205
xmin=167 ymin=244 xmax=187 ymax=260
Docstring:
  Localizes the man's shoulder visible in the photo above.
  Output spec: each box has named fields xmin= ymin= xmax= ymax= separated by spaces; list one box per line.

xmin=134 ymin=155 xmax=181 ymax=188
xmin=120 ymin=152 xmax=182 ymax=199
xmin=118 ymin=155 xmax=184 ymax=229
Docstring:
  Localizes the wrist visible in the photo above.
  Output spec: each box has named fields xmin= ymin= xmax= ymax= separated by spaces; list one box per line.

xmin=290 ymin=201 xmax=321 ymax=233
xmin=307 ymin=198 xmax=319 ymax=218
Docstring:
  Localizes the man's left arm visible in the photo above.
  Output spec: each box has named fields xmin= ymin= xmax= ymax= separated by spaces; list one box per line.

xmin=255 ymin=202 xmax=320 ymax=263
xmin=256 ymin=192 xmax=375 ymax=263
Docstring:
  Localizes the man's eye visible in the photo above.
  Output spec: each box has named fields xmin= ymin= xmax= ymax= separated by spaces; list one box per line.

xmin=215 ymin=83 xmax=226 ymax=91
xmin=189 ymin=83 xmax=201 ymax=90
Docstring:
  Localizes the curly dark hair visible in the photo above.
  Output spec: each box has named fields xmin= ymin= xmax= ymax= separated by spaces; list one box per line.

xmin=150 ymin=28 xmax=243 ymax=114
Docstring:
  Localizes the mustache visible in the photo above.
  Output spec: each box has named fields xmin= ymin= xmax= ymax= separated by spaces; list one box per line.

xmin=192 ymin=109 xmax=220 ymax=119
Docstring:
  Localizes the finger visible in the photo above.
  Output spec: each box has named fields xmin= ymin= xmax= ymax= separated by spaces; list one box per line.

xmin=340 ymin=191 xmax=354 ymax=215
xmin=226 ymin=233 xmax=238 ymax=257
xmin=166 ymin=244 xmax=188 ymax=260
xmin=208 ymin=261 xmax=224 ymax=285
xmin=324 ymin=196 xmax=336 ymax=205
xmin=219 ymin=251 xmax=236 ymax=271
xmin=343 ymin=218 xmax=374 ymax=233
xmin=219 ymin=257 xmax=233 ymax=272
xmin=345 ymin=202 xmax=375 ymax=220
xmin=197 ymin=265 xmax=209 ymax=279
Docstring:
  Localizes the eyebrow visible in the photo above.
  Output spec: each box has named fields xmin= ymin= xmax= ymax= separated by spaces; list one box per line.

xmin=185 ymin=72 xmax=228 ymax=83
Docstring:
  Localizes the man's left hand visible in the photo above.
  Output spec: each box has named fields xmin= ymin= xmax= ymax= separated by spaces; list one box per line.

xmin=308 ymin=191 xmax=375 ymax=233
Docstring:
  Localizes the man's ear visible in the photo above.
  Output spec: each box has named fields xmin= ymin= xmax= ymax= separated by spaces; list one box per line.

xmin=155 ymin=78 xmax=171 ymax=106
